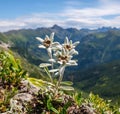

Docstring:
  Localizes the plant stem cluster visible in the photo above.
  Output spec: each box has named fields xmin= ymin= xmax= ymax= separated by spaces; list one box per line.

xmin=36 ymin=32 xmax=79 ymax=90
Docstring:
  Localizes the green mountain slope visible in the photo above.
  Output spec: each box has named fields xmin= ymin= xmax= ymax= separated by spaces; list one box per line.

xmin=72 ymin=60 xmax=120 ymax=104
xmin=0 ymin=43 xmax=44 ymax=80
xmin=0 ymin=33 xmax=9 ymax=43
xmin=76 ymin=30 xmax=120 ymax=69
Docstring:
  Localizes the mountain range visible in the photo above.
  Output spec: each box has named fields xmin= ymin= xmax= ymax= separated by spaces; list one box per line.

xmin=0 ymin=25 xmax=120 ymax=104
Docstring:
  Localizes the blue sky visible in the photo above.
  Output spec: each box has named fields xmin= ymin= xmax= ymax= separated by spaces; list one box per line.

xmin=0 ymin=0 xmax=120 ymax=32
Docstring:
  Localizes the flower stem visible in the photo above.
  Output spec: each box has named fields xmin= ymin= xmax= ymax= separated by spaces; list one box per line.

xmin=56 ymin=66 xmax=65 ymax=89
xmin=44 ymin=67 xmax=53 ymax=83
xmin=47 ymin=48 xmax=54 ymax=83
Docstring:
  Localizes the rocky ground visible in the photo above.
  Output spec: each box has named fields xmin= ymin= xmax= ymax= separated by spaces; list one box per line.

xmin=0 ymin=79 xmax=97 ymax=114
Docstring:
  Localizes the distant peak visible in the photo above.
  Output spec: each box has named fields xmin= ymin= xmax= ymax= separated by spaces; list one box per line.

xmin=51 ymin=24 xmax=63 ymax=30
xmin=97 ymin=26 xmax=118 ymax=32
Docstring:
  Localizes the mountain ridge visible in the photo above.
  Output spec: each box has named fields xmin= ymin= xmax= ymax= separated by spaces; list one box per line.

xmin=1 ymin=25 xmax=120 ymax=69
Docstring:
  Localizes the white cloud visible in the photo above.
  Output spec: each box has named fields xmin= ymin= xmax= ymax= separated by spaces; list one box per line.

xmin=0 ymin=0 xmax=120 ymax=32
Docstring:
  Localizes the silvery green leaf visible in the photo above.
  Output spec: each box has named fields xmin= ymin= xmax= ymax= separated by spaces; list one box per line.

xmin=70 ymin=40 xmax=72 ymax=45
xmin=69 ymin=60 xmax=78 ymax=66
xmin=60 ymin=81 xmax=73 ymax=86
xmin=49 ymin=59 xmax=56 ymax=63
xmin=73 ymin=41 xmax=80 ymax=47
xmin=52 ymin=42 xmax=61 ymax=47
xmin=54 ymin=51 xmax=61 ymax=57
xmin=50 ymin=32 xmax=54 ymax=41
xmin=52 ymin=46 xmax=62 ymax=51
xmin=58 ymin=61 xmax=63 ymax=65
xmin=68 ymin=55 xmax=73 ymax=60
xmin=69 ymin=49 xmax=75 ymax=55
xmin=27 ymin=77 xmax=46 ymax=87
xmin=45 ymin=35 xmax=49 ymax=39
xmin=39 ymin=63 xmax=52 ymax=68
xmin=53 ymin=52 xmax=57 ymax=56
xmin=27 ymin=77 xmax=54 ymax=87
xmin=74 ymin=50 xmax=78 ymax=55
xmin=66 ymin=63 xmax=71 ymax=66
xmin=49 ymin=69 xmax=59 ymax=73
xmin=38 ymin=44 xmax=46 ymax=48
xmin=59 ymin=86 xmax=74 ymax=91
xmin=59 ymin=66 xmax=65 ymax=76
xmin=62 ymin=48 xmax=66 ymax=55
xmin=56 ymin=45 xmax=62 ymax=50
xmin=55 ymin=72 xmax=59 ymax=76
xmin=36 ymin=37 xmax=44 ymax=42
xmin=47 ymin=48 xmax=52 ymax=58
xmin=44 ymin=81 xmax=55 ymax=86
xmin=69 ymin=49 xmax=78 ymax=55
xmin=64 ymin=37 xmax=69 ymax=44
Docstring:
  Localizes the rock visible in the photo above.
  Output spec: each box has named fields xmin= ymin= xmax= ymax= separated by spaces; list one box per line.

xmin=1 ymin=111 xmax=13 ymax=114
xmin=10 ymin=93 xmax=35 ymax=114
xmin=18 ymin=79 xmax=40 ymax=94
xmin=1 ymin=79 xmax=40 ymax=114
xmin=67 ymin=105 xmax=81 ymax=114
xmin=67 ymin=103 xmax=97 ymax=114
xmin=79 ymin=104 xmax=96 ymax=114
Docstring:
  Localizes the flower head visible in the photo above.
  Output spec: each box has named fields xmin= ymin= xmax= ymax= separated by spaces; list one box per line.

xmin=54 ymin=48 xmax=77 ymax=66
xmin=43 ymin=37 xmax=51 ymax=48
xmin=63 ymin=37 xmax=80 ymax=51
xmin=36 ymin=32 xmax=60 ymax=58
xmin=36 ymin=32 xmax=54 ymax=49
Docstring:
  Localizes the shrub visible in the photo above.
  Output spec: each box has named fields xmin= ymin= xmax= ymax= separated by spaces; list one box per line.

xmin=0 ymin=50 xmax=26 ymax=112
xmin=0 ymin=51 xmax=26 ymax=86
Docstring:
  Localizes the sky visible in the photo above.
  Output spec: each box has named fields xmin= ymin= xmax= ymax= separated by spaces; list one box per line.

xmin=0 ymin=0 xmax=120 ymax=32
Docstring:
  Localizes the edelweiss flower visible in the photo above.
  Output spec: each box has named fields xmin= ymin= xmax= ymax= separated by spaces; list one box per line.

xmin=36 ymin=32 xmax=60 ymax=57
xmin=63 ymin=37 xmax=80 ymax=52
xmin=36 ymin=32 xmax=54 ymax=49
xmin=62 ymin=37 xmax=80 ymax=54
xmin=54 ymin=48 xmax=77 ymax=66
